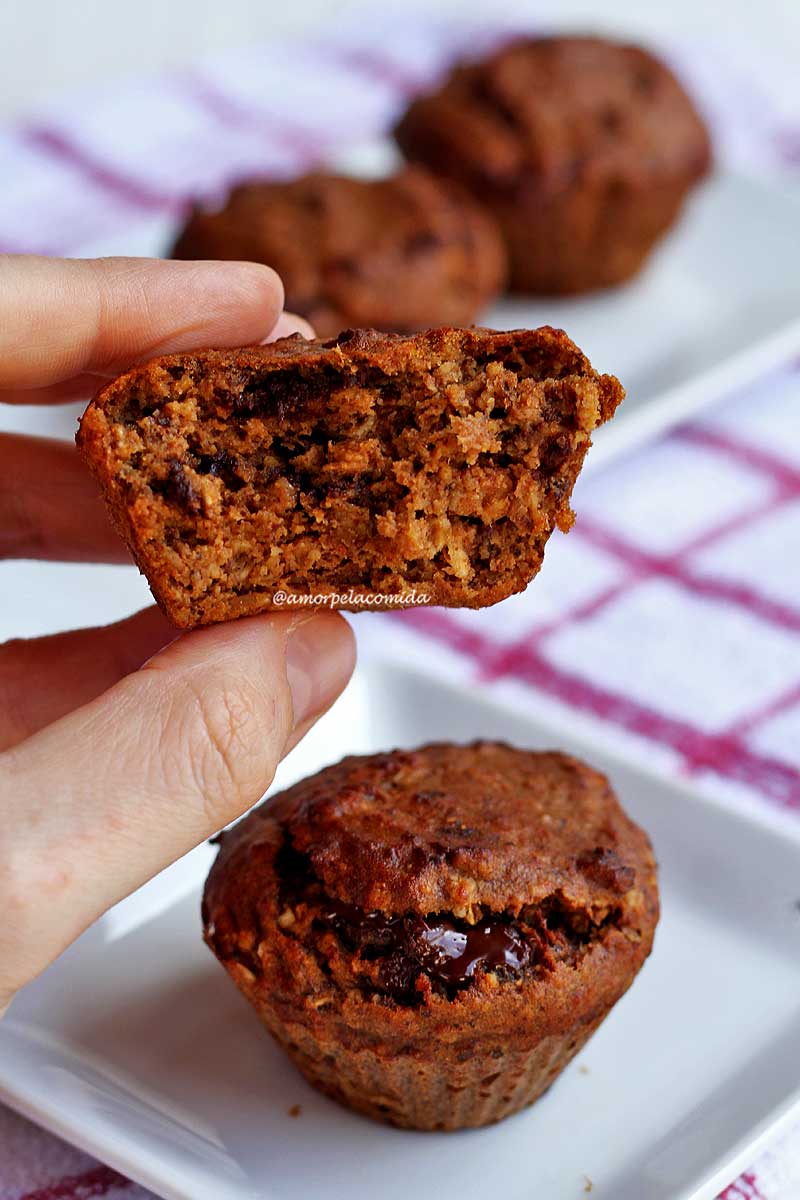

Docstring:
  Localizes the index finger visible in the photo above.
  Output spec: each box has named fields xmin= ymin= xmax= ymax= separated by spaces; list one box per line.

xmin=0 ymin=255 xmax=284 ymax=401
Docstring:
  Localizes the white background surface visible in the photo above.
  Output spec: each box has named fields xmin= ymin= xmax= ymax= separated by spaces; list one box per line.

xmin=0 ymin=0 xmax=799 ymax=119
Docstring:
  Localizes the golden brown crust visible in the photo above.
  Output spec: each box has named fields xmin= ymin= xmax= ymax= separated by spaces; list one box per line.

xmin=395 ymin=35 xmax=712 ymax=293
xmin=258 ymin=743 xmax=652 ymax=915
xmin=172 ymin=167 xmax=506 ymax=334
xmin=77 ymin=326 xmax=623 ymax=628
xmin=202 ymin=742 xmax=659 ymax=1129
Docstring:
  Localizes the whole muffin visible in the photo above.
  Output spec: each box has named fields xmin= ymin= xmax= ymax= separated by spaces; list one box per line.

xmin=171 ymin=167 xmax=506 ymax=335
xmin=203 ymin=742 xmax=658 ymax=1130
xmin=394 ymin=35 xmax=712 ymax=294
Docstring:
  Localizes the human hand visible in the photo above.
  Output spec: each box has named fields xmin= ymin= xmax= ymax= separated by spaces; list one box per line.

xmin=0 ymin=255 xmax=355 ymax=1014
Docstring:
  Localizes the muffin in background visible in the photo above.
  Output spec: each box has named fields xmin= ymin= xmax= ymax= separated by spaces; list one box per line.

xmin=172 ymin=166 xmax=506 ymax=336
xmin=394 ymin=35 xmax=712 ymax=294
xmin=202 ymin=742 xmax=659 ymax=1130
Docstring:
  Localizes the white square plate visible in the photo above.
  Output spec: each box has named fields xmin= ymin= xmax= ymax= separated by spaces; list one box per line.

xmin=9 ymin=168 xmax=800 ymax=475
xmin=2 ymin=662 xmax=800 ymax=1200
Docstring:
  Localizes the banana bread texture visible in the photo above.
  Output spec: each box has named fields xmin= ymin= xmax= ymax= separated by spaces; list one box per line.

xmin=77 ymin=326 xmax=623 ymax=628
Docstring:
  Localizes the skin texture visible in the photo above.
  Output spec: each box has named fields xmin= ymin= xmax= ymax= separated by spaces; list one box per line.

xmin=0 ymin=255 xmax=356 ymax=1016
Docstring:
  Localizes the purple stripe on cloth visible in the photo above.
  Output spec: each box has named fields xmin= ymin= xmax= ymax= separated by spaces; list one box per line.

xmin=775 ymin=127 xmax=800 ymax=166
xmin=179 ymin=73 xmax=327 ymax=164
xmin=16 ymin=1166 xmax=132 ymax=1200
xmin=718 ymin=1171 xmax=768 ymax=1199
xmin=19 ymin=126 xmax=181 ymax=214
xmin=725 ymin=682 xmax=800 ymax=739
xmin=676 ymin=425 xmax=800 ymax=491
xmin=574 ymin=509 xmax=800 ymax=637
xmin=395 ymin=608 xmax=800 ymax=809
xmin=324 ymin=44 xmax=428 ymax=97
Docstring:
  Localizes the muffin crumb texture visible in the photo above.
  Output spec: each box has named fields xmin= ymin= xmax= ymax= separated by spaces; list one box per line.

xmin=203 ymin=742 xmax=659 ymax=1129
xmin=77 ymin=326 xmax=622 ymax=627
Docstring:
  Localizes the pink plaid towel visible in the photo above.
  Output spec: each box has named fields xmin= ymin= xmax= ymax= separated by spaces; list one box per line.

xmin=1 ymin=8 xmax=799 ymax=1198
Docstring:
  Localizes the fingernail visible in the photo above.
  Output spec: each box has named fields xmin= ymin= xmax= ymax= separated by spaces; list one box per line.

xmin=284 ymin=615 xmax=355 ymax=727
xmin=262 ymin=311 xmax=315 ymax=343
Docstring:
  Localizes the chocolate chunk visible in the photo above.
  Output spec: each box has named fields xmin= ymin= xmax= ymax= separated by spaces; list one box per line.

xmin=321 ymin=895 xmax=533 ymax=994
xmin=406 ymin=914 xmax=532 ymax=982
xmin=197 ymin=449 xmax=245 ymax=492
xmin=539 ymin=432 xmax=571 ymax=476
xmin=163 ymin=460 xmax=200 ymax=513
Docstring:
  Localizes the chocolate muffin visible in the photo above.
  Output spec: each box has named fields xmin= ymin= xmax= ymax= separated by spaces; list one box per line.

xmin=77 ymin=325 xmax=622 ymax=628
xmin=203 ymin=742 xmax=659 ymax=1130
xmin=171 ymin=167 xmax=506 ymax=335
xmin=394 ymin=35 xmax=712 ymax=293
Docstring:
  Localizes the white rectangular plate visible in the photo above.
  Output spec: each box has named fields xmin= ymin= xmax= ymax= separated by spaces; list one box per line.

xmin=2 ymin=662 xmax=800 ymax=1200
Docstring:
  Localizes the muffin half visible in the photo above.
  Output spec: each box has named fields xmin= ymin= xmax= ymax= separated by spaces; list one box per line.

xmin=77 ymin=326 xmax=623 ymax=627
xmin=395 ymin=35 xmax=712 ymax=293
xmin=202 ymin=742 xmax=659 ymax=1129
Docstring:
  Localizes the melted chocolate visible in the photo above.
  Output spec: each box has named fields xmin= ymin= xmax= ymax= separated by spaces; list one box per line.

xmin=320 ymin=897 xmax=533 ymax=993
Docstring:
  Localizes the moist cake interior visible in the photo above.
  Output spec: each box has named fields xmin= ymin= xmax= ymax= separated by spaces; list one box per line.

xmin=90 ymin=330 xmax=618 ymax=623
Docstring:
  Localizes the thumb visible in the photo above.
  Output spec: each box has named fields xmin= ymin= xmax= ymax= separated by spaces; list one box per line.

xmin=0 ymin=611 xmax=354 ymax=1006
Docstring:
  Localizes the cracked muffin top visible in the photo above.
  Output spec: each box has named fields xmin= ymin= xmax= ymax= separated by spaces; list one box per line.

xmin=203 ymin=742 xmax=658 ymax=1015
xmin=264 ymin=742 xmax=654 ymax=916
xmin=394 ymin=35 xmax=712 ymax=195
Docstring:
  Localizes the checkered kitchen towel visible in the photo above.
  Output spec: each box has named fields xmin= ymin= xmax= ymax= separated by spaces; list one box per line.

xmin=1 ymin=7 xmax=800 ymax=1198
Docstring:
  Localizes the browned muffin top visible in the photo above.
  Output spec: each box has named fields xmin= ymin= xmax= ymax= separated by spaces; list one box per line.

xmin=172 ymin=166 xmax=506 ymax=335
xmin=210 ymin=742 xmax=655 ymax=920
xmin=394 ymin=35 xmax=712 ymax=194
xmin=204 ymin=742 xmax=658 ymax=1037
